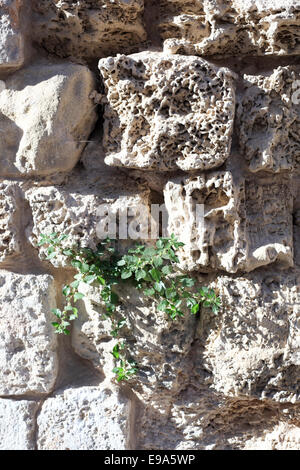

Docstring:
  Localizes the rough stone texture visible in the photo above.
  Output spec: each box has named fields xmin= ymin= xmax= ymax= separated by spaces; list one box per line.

xmin=0 ymin=62 xmax=97 ymax=177
xmin=26 ymin=170 xmax=153 ymax=268
xmin=237 ymin=66 xmax=300 ymax=173
xmin=99 ymin=52 xmax=236 ymax=171
xmin=0 ymin=399 xmax=38 ymax=450
xmin=164 ymin=172 xmax=294 ymax=273
xmin=0 ymin=0 xmax=299 ymax=452
xmin=0 ymin=0 xmax=24 ymax=73
xmin=37 ymin=386 xmax=130 ymax=450
xmin=32 ymin=0 xmax=146 ymax=61
xmin=0 ymin=271 xmax=59 ymax=395
xmin=160 ymin=0 xmax=300 ymax=57
xmin=202 ymin=271 xmax=300 ymax=403
xmin=244 ymin=422 xmax=300 ymax=449
xmin=0 ymin=181 xmax=22 ymax=264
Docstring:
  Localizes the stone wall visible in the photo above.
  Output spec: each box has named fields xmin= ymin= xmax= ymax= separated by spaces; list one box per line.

xmin=0 ymin=0 xmax=299 ymax=450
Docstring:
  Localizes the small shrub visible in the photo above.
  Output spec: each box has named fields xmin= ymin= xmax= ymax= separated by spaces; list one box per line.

xmin=39 ymin=233 xmax=221 ymax=382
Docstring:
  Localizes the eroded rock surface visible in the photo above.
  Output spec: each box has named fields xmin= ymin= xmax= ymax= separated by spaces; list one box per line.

xmin=0 ymin=399 xmax=38 ymax=450
xmin=237 ymin=66 xmax=300 ymax=173
xmin=0 ymin=62 xmax=96 ymax=177
xmin=160 ymin=0 xmax=300 ymax=57
xmin=0 ymin=271 xmax=58 ymax=395
xmin=164 ymin=172 xmax=294 ymax=273
xmin=99 ymin=52 xmax=236 ymax=171
xmin=37 ymin=386 xmax=130 ymax=450
xmin=0 ymin=0 xmax=25 ymax=73
xmin=203 ymin=271 xmax=300 ymax=402
xmin=26 ymin=171 xmax=153 ymax=267
xmin=0 ymin=182 xmax=22 ymax=264
xmin=32 ymin=0 xmax=146 ymax=60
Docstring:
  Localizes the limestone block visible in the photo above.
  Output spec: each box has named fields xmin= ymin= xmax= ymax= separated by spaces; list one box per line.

xmin=238 ymin=66 xmax=300 ymax=173
xmin=244 ymin=422 xmax=300 ymax=450
xmin=160 ymin=0 xmax=300 ymax=57
xmin=72 ymin=283 xmax=197 ymax=405
xmin=203 ymin=271 xmax=300 ymax=402
xmin=0 ymin=62 xmax=97 ymax=177
xmin=0 ymin=399 xmax=38 ymax=450
xmin=99 ymin=52 xmax=236 ymax=172
xmin=0 ymin=271 xmax=59 ymax=395
xmin=164 ymin=172 xmax=293 ymax=273
xmin=26 ymin=173 xmax=153 ymax=267
xmin=0 ymin=182 xmax=21 ymax=264
xmin=32 ymin=0 xmax=146 ymax=60
xmin=37 ymin=386 xmax=130 ymax=450
xmin=0 ymin=0 xmax=24 ymax=73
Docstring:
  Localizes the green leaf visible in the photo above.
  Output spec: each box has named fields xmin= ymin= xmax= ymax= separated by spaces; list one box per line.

xmin=153 ymin=257 xmax=163 ymax=268
xmin=191 ymin=303 xmax=200 ymax=314
xmin=150 ymin=268 xmax=161 ymax=282
xmin=144 ymin=287 xmax=155 ymax=296
xmin=117 ymin=259 xmax=126 ymax=266
xmin=62 ymin=285 xmax=71 ymax=297
xmin=74 ymin=292 xmax=85 ymax=301
xmin=135 ymin=269 xmax=147 ymax=281
xmin=121 ymin=270 xmax=132 ymax=280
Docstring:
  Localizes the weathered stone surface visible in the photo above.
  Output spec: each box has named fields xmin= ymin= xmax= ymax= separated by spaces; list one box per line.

xmin=0 ymin=181 xmax=21 ymax=264
xmin=244 ymin=422 xmax=300 ymax=449
xmin=164 ymin=172 xmax=294 ymax=273
xmin=32 ymin=0 xmax=146 ymax=61
xmin=160 ymin=0 xmax=300 ymax=57
xmin=37 ymin=386 xmax=130 ymax=450
xmin=203 ymin=271 xmax=300 ymax=403
xmin=99 ymin=52 xmax=236 ymax=171
xmin=0 ymin=399 xmax=38 ymax=450
xmin=0 ymin=62 xmax=96 ymax=177
xmin=0 ymin=271 xmax=58 ymax=395
xmin=0 ymin=0 xmax=24 ymax=73
xmin=237 ymin=66 xmax=300 ymax=173
xmin=26 ymin=171 xmax=153 ymax=267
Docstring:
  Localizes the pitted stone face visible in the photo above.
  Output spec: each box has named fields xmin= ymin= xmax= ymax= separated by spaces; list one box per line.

xmin=160 ymin=0 xmax=300 ymax=57
xmin=99 ymin=52 xmax=236 ymax=172
xmin=164 ymin=172 xmax=294 ymax=273
xmin=0 ymin=0 xmax=25 ymax=72
xmin=32 ymin=0 xmax=146 ymax=60
xmin=237 ymin=66 xmax=300 ymax=174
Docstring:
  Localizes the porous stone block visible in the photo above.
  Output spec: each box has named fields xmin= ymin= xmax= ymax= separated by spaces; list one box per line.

xmin=37 ymin=386 xmax=130 ymax=450
xmin=203 ymin=271 xmax=300 ymax=403
xmin=238 ymin=66 xmax=300 ymax=173
xmin=99 ymin=52 xmax=236 ymax=172
xmin=0 ymin=182 xmax=21 ymax=264
xmin=0 ymin=62 xmax=97 ymax=177
xmin=0 ymin=0 xmax=25 ymax=73
xmin=164 ymin=172 xmax=293 ymax=273
xmin=0 ymin=271 xmax=59 ymax=395
xmin=0 ymin=399 xmax=38 ymax=450
xmin=160 ymin=0 xmax=300 ymax=57
xmin=32 ymin=0 xmax=146 ymax=60
xmin=26 ymin=172 xmax=153 ymax=267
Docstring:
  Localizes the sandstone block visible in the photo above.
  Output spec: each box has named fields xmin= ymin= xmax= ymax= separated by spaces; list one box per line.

xmin=0 ymin=62 xmax=97 ymax=177
xmin=0 ymin=399 xmax=38 ymax=450
xmin=164 ymin=172 xmax=294 ymax=273
xmin=0 ymin=0 xmax=24 ymax=73
xmin=99 ymin=52 xmax=236 ymax=172
xmin=0 ymin=271 xmax=58 ymax=395
xmin=160 ymin=0 xmax=300 ymax=57
xmin=37 ymin=386 xmax=130 ymax=450
xmin=32 ymin=0 xmax=146 ymax=60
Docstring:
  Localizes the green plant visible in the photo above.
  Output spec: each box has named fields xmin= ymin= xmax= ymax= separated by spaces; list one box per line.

xmin=39 ymin=233 xmax=221 ymax=382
